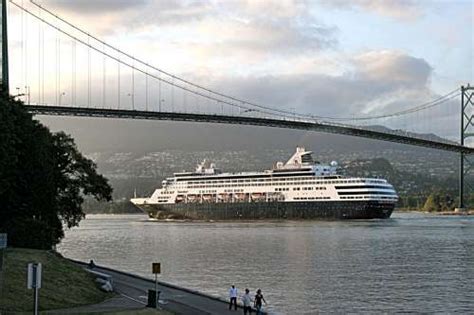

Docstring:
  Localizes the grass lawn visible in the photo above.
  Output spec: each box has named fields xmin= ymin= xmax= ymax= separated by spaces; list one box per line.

xmin=0 ymin=248 xmax=112 ymax=312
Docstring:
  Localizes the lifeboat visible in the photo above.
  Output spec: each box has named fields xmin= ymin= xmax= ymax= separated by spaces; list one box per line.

xmin=175 ymin=195 xmax=185 ymax=203
xmin=235 ymin=193 xmax=248 ymax=202
xmin=202 ymin=194 xmax=215 ymax=202
xmin=218 ymin=193 xmax=231 ymax=203
xmin=187 ymin=194 xmax=198 ymax=203
xmin=251 ymin=193 xmax=266 ymax=202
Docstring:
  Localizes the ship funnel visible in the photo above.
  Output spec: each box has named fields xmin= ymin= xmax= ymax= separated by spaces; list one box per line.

xmin=285 ymin=147 xmax=313 ymax=166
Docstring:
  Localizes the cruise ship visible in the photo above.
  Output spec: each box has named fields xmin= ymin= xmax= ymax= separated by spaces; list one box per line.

xmin=131 ymin=147 xmax=398 ymax=220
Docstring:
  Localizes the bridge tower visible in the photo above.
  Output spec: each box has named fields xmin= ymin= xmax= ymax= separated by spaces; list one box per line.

xmin=0 ymin=0 xmax=8 ymax=94
xmin=459 ymin=85 xmax=474 ymax=209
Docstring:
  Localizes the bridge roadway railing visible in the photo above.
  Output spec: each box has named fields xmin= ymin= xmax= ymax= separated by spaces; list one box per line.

xmin=25 ymin=104 xmax=474 ymax=154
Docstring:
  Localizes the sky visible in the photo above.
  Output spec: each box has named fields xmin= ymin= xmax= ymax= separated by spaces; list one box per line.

xmin=6 ymin=0 xmax=474 ymax=141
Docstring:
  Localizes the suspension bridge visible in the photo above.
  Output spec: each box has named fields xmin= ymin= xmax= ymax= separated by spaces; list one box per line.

xmin=1 ymin=0 xmax=474 ymax=208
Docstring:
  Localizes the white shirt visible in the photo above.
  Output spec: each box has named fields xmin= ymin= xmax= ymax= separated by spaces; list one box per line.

xmin=242 ymin=293 xmax=252 ymax=306
xmin=229 ymin=287 xmax=238 ymax=298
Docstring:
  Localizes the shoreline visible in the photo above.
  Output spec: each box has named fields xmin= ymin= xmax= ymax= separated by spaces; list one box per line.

xmin=395 ymin=209 xmax=474 ymax=215
xmin=86 ymin=210 xmax=474 ymax=223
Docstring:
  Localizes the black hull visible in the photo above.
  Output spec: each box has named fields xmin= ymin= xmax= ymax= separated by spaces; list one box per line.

xmin=136 ymin=201 xmax=395 ymax=220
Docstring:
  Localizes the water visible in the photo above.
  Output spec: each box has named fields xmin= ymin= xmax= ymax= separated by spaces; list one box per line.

xmin=58 ymin=212 xmax=474 ymax=314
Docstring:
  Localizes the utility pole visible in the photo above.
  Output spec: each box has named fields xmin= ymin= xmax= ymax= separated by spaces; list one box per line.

xmin=459 ymin=84 xmax=474 ymax=210
xmin=1 ymin=0 xmax=9 ymax=95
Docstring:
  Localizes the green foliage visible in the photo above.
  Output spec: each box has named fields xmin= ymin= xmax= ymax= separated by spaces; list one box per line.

xmin=423 ymin=194 xmax=438 ymax=212
xmin=0 ymin=97 xmax=112 ymax=249
xmin=422 ymin=192 xmax=455 ymax=212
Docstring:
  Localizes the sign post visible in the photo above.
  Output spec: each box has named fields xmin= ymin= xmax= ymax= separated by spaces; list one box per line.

xmin=0 ymin=233 xmax=6 ymax=249
xmin=27 ymin=263 xmax=42 ymax=315
xmin=1 ymin=0 xmax=9 ymax=94
xmin=0 ymin=233 xmax=5 ymax=303
xmin=152 ymin=262 xmax=161 ymax=309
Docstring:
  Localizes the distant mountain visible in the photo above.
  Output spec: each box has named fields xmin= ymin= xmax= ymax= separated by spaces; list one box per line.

xmin=38 ymin=116 xmax=459 ymax=199
xmin=364 ymin=125 xmax=457 ymax=145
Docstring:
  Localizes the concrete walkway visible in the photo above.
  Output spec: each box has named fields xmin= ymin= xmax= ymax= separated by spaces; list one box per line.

xmin=58 ymin=261 xmax=266 ymax=315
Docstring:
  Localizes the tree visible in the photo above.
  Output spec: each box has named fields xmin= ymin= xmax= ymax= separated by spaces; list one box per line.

xmin=422 ymin=192 xmax=455 ymax=212
xmin=0 ymin=97 xmax=112 ymax=249
xmin=423 ymin=193 xmax=439 ymax=212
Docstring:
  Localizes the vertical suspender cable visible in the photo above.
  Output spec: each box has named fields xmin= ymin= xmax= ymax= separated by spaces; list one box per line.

xmin=58 ymin=35 xmax=61 ymax=104
xmin=209 ymin=91 xmax=212 ymax=114
xmin=414 ymin=100 xmax=419 ymax=134
xmin=445 ymin=96 xmax=454 ymax=139
xmin=102 ymin=43 xmax=106 ymax=108
xmin=87 ymin=35 xmax=91 ymax=107
xmin=196 ymin=91 xmax=199 ymax=113
xmin=158 ymin=72 xmax=161 ymax=111
xmin=73 ymin=40 xmax=76 ymax=106
xmin=37 ymin=5 xmax=40 ymax=103
xmin=23 ymin=2 xmax=28 ymax=96
xmin=452 ymin=94 xmax=456 ymax=140
xmin=55 ymin=35 xmax=58 ymax=105
xmin=171 ymin=78 xmax=174 ymax=112
xmin=183 ymin=89 xmax=186 ymax=112
xmin=118 ymin=56 xmax=120 ymax=109
xmin=24 ymin=8 xmax=28 ymax=94
xmin=421 ymin=104 xmax=425 ymax=138
xmin=21 ymin=0 xmax=24 ymax=91
xmin=39 ymin=8 xmax=44 ymax=104
xmin=445 ymin=96 xmax=448 ymax=140
xmin=424 ymin=104 xmax=427 ymax=138
xmin=146 ymin=72 xmax=148 ymax=111
xmin=70 ymin=39 xmax=73 ymax=105
xmin=132 ymin=59 xmax=135 ymax=110
xmin=41 ymin=14 xmax=44 ymax=104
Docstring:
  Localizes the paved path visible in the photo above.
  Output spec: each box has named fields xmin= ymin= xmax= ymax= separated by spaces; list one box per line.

xmin=99 ymin=265 xmax=247 ymax=315
xmin=61 ymin=262 xmax=265 ymax=315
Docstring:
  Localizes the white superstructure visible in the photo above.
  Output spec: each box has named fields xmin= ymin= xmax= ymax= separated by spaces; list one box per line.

xmin=132 ymin=147 xmax=398 ymax=207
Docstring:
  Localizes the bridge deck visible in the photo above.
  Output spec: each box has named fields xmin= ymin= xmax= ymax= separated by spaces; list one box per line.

xmin=26 ymin=104 xmax=474 ymax=154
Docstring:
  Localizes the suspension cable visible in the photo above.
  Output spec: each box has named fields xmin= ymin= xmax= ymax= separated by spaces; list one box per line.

xmin=25 ymin=0 xmax=318 ymax=117
xmin=315 ymin=89 xmax=460 ymax=121
xmin=12 ymin=0 xmax=462 ymax=122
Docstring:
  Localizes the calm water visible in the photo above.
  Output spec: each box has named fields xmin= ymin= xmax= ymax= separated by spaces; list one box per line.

xmin=58 ymin=212 xmax=474 ymax=314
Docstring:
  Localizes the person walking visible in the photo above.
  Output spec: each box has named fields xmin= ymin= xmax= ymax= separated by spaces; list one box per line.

xmin=241 ymin=288 xmax=252 ymax=314
xmin=229 ymin=285 xmax=238 ymax=310
xmin=254 ymin=289 xmax=267 ymax=315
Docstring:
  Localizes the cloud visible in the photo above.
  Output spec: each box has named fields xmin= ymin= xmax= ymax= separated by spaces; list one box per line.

xmin=32 ymin=0 xmax=213 ymax=34
xmin=201 ymin=50 xmax=456 ymax=138
xmin=30 ymin=0 xmax=337 ymax=56
xmin=353 ymin=50 xmax=432 ymax=88
xmin=205 ymin=50 xmax=434 ymax=119
xmin=41 ymin=0 xmax=147 ymax=14
xmin=223 ymin=0 xmax=308 ymax=18
xmin=13 ymin=0 xmax=150 ymax=35
xmin=185 ymin=17 xmax=338 ymax=63
xmin=320 ymin=0 xmax=423 ymax=21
